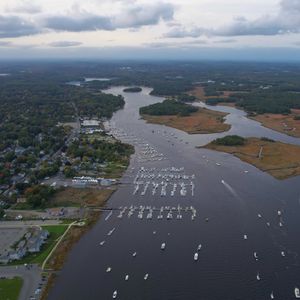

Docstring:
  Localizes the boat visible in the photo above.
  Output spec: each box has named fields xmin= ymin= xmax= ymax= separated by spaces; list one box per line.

xmin=132 ymin=252 xmax=137 ymax=257
xmin=295 ymin=287 xmax=300 ymax=298
xmin=244 ymin=235 xmax=248 ymax=240
xmin=270 ymin=292 xmax=274 ymax=299
xmin=161 ymin=243 xmax=166 ymax=250
xmin=106 ymin=267 xmax=112 ymax=272
xmin=258 ymin=214 xmax=262 ymax=218
xmin=278 ymin=210 xmax=282 ymax=216
xmin=254 ymin=252 xmax=258 ymax=260
xmin=267 ymin=222 xmax=271 ymax=227
xmin=125 ymin=275 xmax=129 ymax=281
xmin=100 ymin=241 xmax=105 ymax=246
xmin=194 ymin=253 xmax=198 ymax=261
xmin=279 ymin=222 xmax=283 ymax=227
xmin=197 ymin=244 xmax=202 ymax=251
xmin=216 ymin=163 xmax=221 ymax=166
xmin=256 ymin=272 xmax=260 ymax=281
xmin=281 ymin=251 xmax=285 ymax=257
xmin=144 ymin=273 xmax=149 ymax=280
xmin=113 ymin=290 xmax=117 ymax=299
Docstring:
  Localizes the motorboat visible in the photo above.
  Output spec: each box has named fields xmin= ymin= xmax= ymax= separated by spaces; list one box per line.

xmin=125 ymin=275 xmax=129 ymax=281
xmin=132 ymin=252 xmax=137 ymax=257
xmin=278 ymin=210 xmax=282 ymax=216
xmin=267 ymin=222 xmax=271 ymax=227
xmin=113 ymin=290 xmax=117 ymax=299
xmin=194 ymin=253 xmax=198 ymax=261
xmin=254 ymin=252 xmax=258 ymax=260
xmin=256 ymin=272 xmax=260 ymax=281
xmin=244 ymin=235 xmax=248 ymax=240
xmin=216 ymin=163 xmax=221 ymax=166
xmin=197 ymin=244 xmax=202 ymax=251
xmin=295 ymin=287 xmax=300 ymax=298
xmin=100 ymin=241 xmax=105 ymax=246
xmin=270 ymin=292 xmax=274 ymax=299
xmin=258 ymin=214 xmax=262 ymax=218
xmin=106 ymin=267 xmax=112 ymax=273
xmin=279 ymin=222 xmax=283 ymax=227
xmin=281 ymin=251 xmax=286 ymax=257
xmin=161 ymin=243 xmax=166 ymax=250
xmin=144 ymin=273 xmax=149 ymax=280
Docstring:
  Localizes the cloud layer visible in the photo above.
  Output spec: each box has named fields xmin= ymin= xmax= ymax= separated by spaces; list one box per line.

xmin=0 ymin=1 xmax=174 ymax=38
xmin=165 ymin=0 xmax=300 ymax=38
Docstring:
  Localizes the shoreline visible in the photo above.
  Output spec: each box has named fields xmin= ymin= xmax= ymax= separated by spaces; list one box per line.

xmin=141 ymin=108 xmax=231 ymax=134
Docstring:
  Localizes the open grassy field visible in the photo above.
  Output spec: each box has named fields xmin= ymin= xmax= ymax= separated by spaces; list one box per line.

xmin=50 ymin=187 xmax=115 ymax=207
xmin=252 ymin=110 xmax=300 ymax=138
xmin=0 ymin=277 xmax=23 ymax=300
xmin=204 ymin=137 xmax=300 ymax=179
xmin=142 ymin=108 xmax=230 ymax=134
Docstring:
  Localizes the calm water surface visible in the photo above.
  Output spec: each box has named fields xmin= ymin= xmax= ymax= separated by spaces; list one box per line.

xmin=48 ymin=87 xmax=300 ymax=300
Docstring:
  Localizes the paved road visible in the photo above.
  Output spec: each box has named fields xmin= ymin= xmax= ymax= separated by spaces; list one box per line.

xmin=0 ymin=265 xmax=42 ymax=300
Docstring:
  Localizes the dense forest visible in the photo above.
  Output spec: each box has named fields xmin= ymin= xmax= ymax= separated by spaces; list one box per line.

xmin=140 ymin=100 xmax=198 ymax=116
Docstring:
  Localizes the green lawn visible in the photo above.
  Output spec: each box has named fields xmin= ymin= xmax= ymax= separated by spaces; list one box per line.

xmin=9 ymin=225 xmax=67 ymax=266
xmin=0 ymin=277 xmax=23 ymax=300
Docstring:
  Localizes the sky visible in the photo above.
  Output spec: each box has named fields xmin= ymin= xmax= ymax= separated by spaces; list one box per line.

xmin=0 ymin=0 xmax=300 ymax=61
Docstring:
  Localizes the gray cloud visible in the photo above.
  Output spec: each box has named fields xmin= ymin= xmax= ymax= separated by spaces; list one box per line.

xmin=48 ymin=41 xmax=83 ymax=47
xmin=0 ymin=41 xmax=12 ymax=47
xmin=165 ymin=0 xmax=300 ymax=38
xmin=0 ymin=15 xmax=40 ymax=38
xmin=44 ymin=2 xmax=174 ymax=32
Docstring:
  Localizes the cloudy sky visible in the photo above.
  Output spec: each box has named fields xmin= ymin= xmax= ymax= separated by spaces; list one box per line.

xmin=1 ymin=0 xmax=300 ymax=60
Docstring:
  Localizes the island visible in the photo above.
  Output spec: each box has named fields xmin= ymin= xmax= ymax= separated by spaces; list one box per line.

xmin=140 ymin=100 xmax=230 ymax=134
xmin=203 ymin=135 xmax=300 ymax=179
xmin=123 ymin=87 xmax=142 ymax=93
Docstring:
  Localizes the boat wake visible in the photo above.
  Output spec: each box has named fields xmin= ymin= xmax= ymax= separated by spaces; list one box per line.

xmin=221 ymin=180 xmax=239 ymax=198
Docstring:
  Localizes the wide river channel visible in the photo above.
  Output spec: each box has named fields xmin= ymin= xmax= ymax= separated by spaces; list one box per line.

xmin=48 ymin=86 xmax=300 ymax=300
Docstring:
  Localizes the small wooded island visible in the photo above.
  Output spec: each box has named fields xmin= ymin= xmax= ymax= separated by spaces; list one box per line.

xmin=203 ymin=135 xmax=300 ymax=179
xmin=140 ymin=100 xmax=230 ymax=134
xmin=123 ymin=87 xmax=142 ymax=93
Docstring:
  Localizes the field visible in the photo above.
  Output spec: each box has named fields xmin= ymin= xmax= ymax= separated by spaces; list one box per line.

xmin=189 ymin=86 xmax=236 ymax=107
xmin=252 ymin=110 xmax=300 ymax=138
xmin=0 ymin=277 xmax=23 ymax=300
xmin=204 ymin=137 xmax=300 ymax=179
xmin=50 ymin=187 xmax=115 ymax=207
xmin=142 ymin=108 xmax=230 ymax=134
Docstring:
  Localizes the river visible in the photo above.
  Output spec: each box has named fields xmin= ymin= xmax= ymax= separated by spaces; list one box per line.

xmin=48 ymin=86 xmax=300 ymax=300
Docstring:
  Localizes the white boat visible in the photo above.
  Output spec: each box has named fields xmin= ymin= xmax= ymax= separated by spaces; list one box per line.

xmin=113 ymin=290 xmax=117 ymax=298
xmin=106 ymin=267 xmax=112 ymax=272
xmin=194 ymin=253 xmax=198 ymax=261
xmin=254 ymin=252 xmax=258 ymax=260
xmin=244 ymin=235 xmax=248 ymax=240
xmin=278 ymin=210 xmax=282 ymax=216
xmin=258 ymin=214 xmax=262 ymax=218
xmin=267 ymin=222 xmax=271 ymax=227
xmin=295 ymin=287 xmax=300 ymax=298
xmin=256 ymin=272 xmax=260 ymax=281
xmin=281 ymin=251 xmax=285 ymax=257
xmin=270 ymin=291 xmax=274 ymax=299
xmin=279 ymin=222 xmax=283 ymax=227
xmin=197 ymin=244 xmax=202 ymax=251
xmin=216 ymin=163 xmax=221 ymax=166
xmin=144 ymin=273 xmax=149 ymax=280
xmin=132 ymin=252 xmax=137 ymax=257
xmin=125 ymin=275 xmax=129 ymax=281
xmin=100 ymin=241 xmax=105 ymax=246
xmin=161 ymin=243 xmax=166 ymax=250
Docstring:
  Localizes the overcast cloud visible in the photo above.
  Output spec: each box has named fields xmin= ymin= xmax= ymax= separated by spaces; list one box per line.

xmin=0 ymin=0 xmax=299 ymax=60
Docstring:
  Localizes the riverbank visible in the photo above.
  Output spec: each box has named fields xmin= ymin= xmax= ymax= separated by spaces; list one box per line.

xmin=203 ymin=137 xmax=300 ymax=179
xmin=251 ymin=111 xmax=300 ymax=138
xmin=142 ymin=108 xmax=230 ymax=134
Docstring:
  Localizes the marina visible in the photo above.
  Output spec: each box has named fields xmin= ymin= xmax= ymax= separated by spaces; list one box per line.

xmin=48 ymin=87 xmax=300 ymax=300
